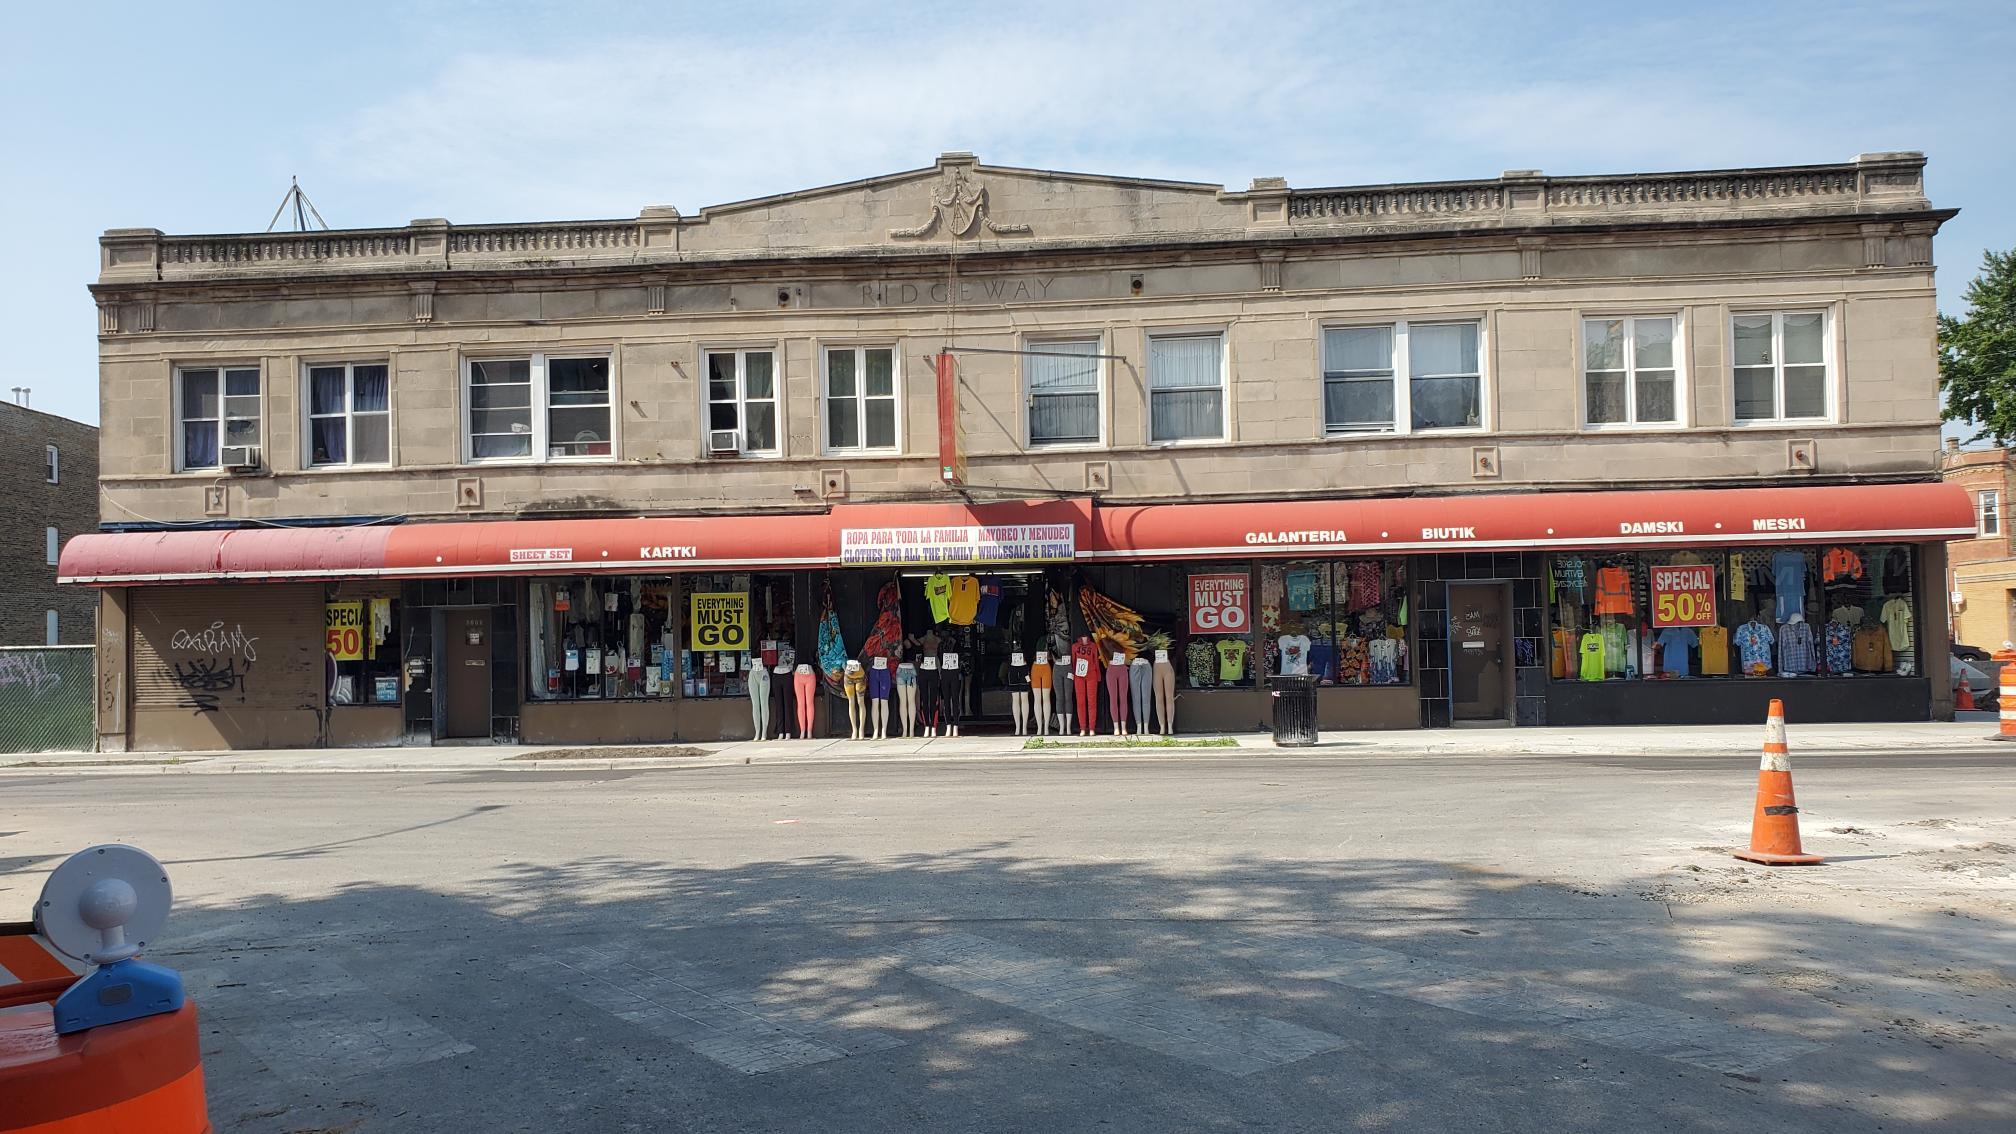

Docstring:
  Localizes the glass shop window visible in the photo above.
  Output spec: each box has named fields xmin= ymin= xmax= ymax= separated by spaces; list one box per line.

xmin=1256 ymin=559 xmax=1411 ymax=686
xmin=326 ymin=596 xmax=403 ymax=705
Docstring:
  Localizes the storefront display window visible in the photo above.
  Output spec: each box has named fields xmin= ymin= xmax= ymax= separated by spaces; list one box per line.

xmin=686 ymin=573 xmax=795 ymax=699
xmin=528 ymin=577 xmax=678 ymax=699
xmin=1547 ymin=545 xmax=1916 ymax=681
xmin=1255 ymin=560 xmax=1411 ymax=686
xmin=325 ymin=594 xmax=401 ymax=705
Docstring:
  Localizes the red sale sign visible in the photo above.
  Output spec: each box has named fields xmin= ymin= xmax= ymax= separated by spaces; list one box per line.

xmin=1188 ymin=573 xmax=1250 ymax=634
xmin=1649 ymin=564 xmax=1717 ymax=628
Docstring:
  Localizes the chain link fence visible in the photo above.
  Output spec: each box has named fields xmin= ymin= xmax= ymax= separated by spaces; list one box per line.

xmin=0 ymin=646 xmax=95 ymax=754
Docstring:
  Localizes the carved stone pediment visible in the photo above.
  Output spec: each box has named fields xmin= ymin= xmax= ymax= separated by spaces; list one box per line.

xmin=890 ymin=169 xmax=1031 ymax=240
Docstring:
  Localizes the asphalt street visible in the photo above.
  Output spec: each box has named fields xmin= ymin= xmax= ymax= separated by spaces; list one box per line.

xmin=4 ymin=752 xmax=2013 ymax=1132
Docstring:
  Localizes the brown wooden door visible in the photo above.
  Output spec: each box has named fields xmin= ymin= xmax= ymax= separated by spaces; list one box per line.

xmin=1449 ymin=583 xmax=1509 ymax=722
xmin=444 ymin=608 xmax=491 ymax=738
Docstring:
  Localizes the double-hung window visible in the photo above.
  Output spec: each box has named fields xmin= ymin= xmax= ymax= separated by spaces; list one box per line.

xmin=1026 ymin=339 xmax=1102 ymax=446
xmin=177 ymin=366 xmax=261 ymax=470
xmin=307 ymin=363 xmax=391 ymax=466
xmin=465 ymin=354 xmax=613 ymax=461
xmin=1980 ymin=490 xmax=2001 ymax=538
xmin=1583 ymin=316 xmax=1678 ymax=427
xmin=1733 ymin=311 xmax=1829 ymax=423
xmin=44 ymin=445 xmax=57 ymax=484
xmin=1147 ymin=332 xmax=1225 ymax=442
xmin=45 ymin=526 xmax=58 ymax=566
xmin=705 ymin=349 xmax=779 ymax=455
xmin=824 ymin=346 xmax=898 ymax=452
xmin=1321 ymin=321 xmax=1482 ymax=433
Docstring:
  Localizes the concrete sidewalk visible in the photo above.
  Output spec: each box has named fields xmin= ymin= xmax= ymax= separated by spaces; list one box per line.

xmin=2 ymin=715 xmax=2006 ymax=775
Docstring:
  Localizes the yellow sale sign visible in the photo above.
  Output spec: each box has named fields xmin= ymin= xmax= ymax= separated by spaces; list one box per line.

xmin=325 ymin=602 xmax=365 ymax=660
xmin=1649 ymin=565 xmax=1716 ymax=628
xmin=688 ymin=592 xmax=749 ymax=651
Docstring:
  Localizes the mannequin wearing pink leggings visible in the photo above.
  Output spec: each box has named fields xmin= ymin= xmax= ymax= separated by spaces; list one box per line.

xmin=1104 ymin=659 xmax=1130 ymax=734
xmin=793 ymin=664 xmax=817 ymax=737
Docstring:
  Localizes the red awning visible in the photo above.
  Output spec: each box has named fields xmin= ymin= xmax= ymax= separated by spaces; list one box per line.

xmin=1087 ymin=482 xmax=1975 ymax=560
xmin=58 ymin=483 xmax=1970 ymax=586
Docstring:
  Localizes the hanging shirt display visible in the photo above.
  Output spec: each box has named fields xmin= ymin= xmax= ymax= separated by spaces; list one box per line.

xmin=1770 ymin=551 xmax=1808 ymax=622
xmin=1880 ymin=597 xmax=1914 ymax=652
xmin=1276 ymin=633 xmax=1311 ymax=675
xmin=1185 ymin=639 xmax=1216 ymax=688
xmin=925 ymin=573 xmax=953 ymax=623
xmin=1367 ymin=638 xmax=1399 ymax=684
xmin=1698 ymin=625 xmax=1730 ymax=676
xmin=1778 ymin=619 xmax=1816 ymax=674
xmin=1216 ymin=639 xmax=1248 ymax=682
xmin=1577 ymin=632 xmax=1606 ymax=681
xmin=1824 ymin=620 xmax=1855 ymax=674
xmin=1308 ymin=638 xmax=1336 ymax=682
xmin=1593 ymin=566 xmax=1633 ymax=615
xmin=975 ymin=576 xmax=1004 ymax=626
xmin=1728 ymin=553 xmax=1746 ymax=600
xmin=1346 ymin=562 xmax=1384 ymax=611
xmin=948 ymin=576 xmax=981 ymax=625
xmin=1733 ymin=621 xmax=1775 ymax=676
xmin=1601 ymin=621 xmax=1628 ymax=676
xmin=1285 ymin=569 xmax=1318 ymax=613
xmin=1655 ymin=627 xmax=1697 ymax=677
xmin=1822 ymin=547 xmax=1865 ymax=583
xmin=1852 ymin=625 xmax=1894 ymax=672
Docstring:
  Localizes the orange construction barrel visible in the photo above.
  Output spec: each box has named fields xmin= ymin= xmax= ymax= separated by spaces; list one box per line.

xmin=0 ymin=994 xmax=211 ymax=1133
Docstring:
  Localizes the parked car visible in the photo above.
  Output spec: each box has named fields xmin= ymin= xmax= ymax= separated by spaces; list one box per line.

xmin=1953 ymin=643 xmax=1994 ymax=664
xmin=1953 ymin=652 xmax=1998 ymax=710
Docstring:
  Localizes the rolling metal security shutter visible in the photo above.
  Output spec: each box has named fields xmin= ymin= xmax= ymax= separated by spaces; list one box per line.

xmin=131 ymin=585 xmax=322 ymax=711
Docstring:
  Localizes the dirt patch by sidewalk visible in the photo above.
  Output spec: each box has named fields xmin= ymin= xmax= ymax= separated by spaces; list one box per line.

xmin=506 ymin=746 xmax=712 ymax=761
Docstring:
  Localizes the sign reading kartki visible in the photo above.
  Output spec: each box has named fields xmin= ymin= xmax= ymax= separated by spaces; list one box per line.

xmin=1649 ymin=564 xmax=1717 ymax=628
xmin=688 ymin=592 xmax=750 ymax=651
xmin=838 ymin=524 xmax=1075 ymax=566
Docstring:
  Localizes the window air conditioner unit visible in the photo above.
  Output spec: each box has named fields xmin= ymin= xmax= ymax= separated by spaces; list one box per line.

xmin=707 ymin=430 xmax=741 ymax=456
xmin=221 ymin=445 xmax=261 ymax=472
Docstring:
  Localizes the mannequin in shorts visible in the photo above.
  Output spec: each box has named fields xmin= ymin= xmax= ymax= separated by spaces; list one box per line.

xmin=896 ymin=657 xmax=918 ymax=738
xmin=1030 ymin=649 xmax=1053 ymax=737
xmin=867 ymin=654 xmax=893 ymax=740
xmin=842 ymin=659 xmax=867 ymax=740
xmin=1005 ymin=651 xmax=1031 ymax=735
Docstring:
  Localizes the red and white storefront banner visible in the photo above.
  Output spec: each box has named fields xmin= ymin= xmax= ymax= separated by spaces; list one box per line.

xmin=59 ymin=483 xmax=1971 ymax=585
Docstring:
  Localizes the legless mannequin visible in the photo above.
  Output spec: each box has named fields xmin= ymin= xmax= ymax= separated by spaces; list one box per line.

xmin=1052 ymin=645 xmax=1074 ymax=736
xmin=1152 ymin=645 xmax=1177 ymax=736
xmin=747 ymin=659 xmax=772 ymax=740
xmin=896 ymin=658 xmax=918 ymax=737
xmin=918 ymin=655 xmax=940 ymax=737
xmin=868 ymin=654 xmax=892 ymax=740
xmin=1129 ymin=656 xmax=1152 ymax=738
xmin=843 ymin=660 xmax=866 ymax=739
xmin=1031 ymin=649 xmax=1053 ymax=736
xmin=939 ymin=649 xmax=963 ymax=738
xmin=792 ymin=663 xmax=816 ymax=738
xmin=1006 ymin=650 xmax=1031 ymax=736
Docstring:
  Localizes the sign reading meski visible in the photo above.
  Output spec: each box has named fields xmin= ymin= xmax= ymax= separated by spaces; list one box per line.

xmin=839 ymin=524 xmax=1075 ymax=566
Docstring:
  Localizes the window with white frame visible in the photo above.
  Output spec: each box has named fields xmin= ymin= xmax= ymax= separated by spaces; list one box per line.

xmin=1026 ymin=339 xmax=1102 ymax=446
xmin=177 ymin=366 xmax=261 ymax=470
xmin=44 ymin=445 xmax=57 ymax=484
xmin=824 ymin=346 xmax=898 ymax=451
xmin=1733 ymin=311 xmax=1829 ymax=423
xmin=307 ymin=362 xmax=391 ymax=466
xmin=1583 ymin=315 xmax=1678 ymax=426
xmin=1980 ymin=490 xmax=2001 ymax=538
xmin=465 ymin=354 xmax=613 ymax=461
xmin=1148 ymin=332 xmax=1225 ymax=442
xmin=705 ymin=349 xmax=779 ymax=454
xmin=1321 ymin=321 xmax=1482 ymax=433
xmin=45 ymin=610 xmax=57 ymax=646
xmin=45 ymin=526 xmax=57 ymax=566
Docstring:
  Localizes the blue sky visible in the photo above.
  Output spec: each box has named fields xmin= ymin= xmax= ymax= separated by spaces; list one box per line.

xmin=3 ymin=0 xmax=2011 ymax=427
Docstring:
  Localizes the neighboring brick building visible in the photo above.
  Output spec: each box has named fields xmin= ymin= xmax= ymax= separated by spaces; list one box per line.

xmin=1941 ymin=441 xmax=2015 ymax=649
xmin=0 ymin=399 xmax=98 ymax=644
xmin=66 ymin=150 xmax=1974 ymax=751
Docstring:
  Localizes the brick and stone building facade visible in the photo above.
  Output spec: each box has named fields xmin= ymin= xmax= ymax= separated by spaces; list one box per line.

xmin=1 ymin=400 xmax=97 ymax=644
xmin=1941 ymin=442 xmax=2014 ymax=649
xmin=65 ymin=151 xmax=1971 ymax=751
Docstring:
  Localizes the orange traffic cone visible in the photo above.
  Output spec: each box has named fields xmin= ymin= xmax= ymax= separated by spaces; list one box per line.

xmin=1733 ymin=699 xmax=1822 ymax=865
xmin=1956 ymin=680 xmax=1976 ymax=712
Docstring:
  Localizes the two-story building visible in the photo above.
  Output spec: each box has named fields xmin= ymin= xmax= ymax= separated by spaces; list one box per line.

xmin=1941 ymin=441 xmax=2015 ymax=649
xmin=64 ymin=151 xmax=1971 ymax=752
xmin=1 ymin=398 xmax=98 ymax=646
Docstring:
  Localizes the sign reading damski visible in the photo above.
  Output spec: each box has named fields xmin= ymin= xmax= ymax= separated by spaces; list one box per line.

xmin=1188 ymin=574 xmax=1249 ymax=635
xmin=1649 ymin=564 xmax=1717 ymax=628
xmin=838 ymin=524 xmax=1075 ymax=566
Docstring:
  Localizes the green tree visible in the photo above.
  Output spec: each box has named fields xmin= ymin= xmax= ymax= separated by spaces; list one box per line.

xmin=1941 ymin=249 xmax=2016 ymax=443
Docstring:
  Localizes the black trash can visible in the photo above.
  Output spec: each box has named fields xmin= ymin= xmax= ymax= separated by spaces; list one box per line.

xmin=1269 ymin=674 xmax=1318 ymax=746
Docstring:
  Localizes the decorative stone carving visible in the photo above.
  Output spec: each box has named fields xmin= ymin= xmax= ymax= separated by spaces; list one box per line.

xmin=97 ymin=301 xmax=118 ymax=334
xmin=1516 ymin=237 xmax=1545 ymax=281
xmin=409 ymin=281 xmax=436 ymax=324
xmin=646 ymin=280 xmax=667 ymax=315
xmin=134 ymin=302 xmax=155 ymax=333
xmin=890 ymin=169 xmax=1031 ymax=240
xmin=1258 ymin=249 xmax=1285 ymax=292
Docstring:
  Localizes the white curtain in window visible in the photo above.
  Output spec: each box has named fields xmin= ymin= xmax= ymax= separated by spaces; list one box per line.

xmin=1149 ymin=335 xmax=1224 ymax=441
xmin=1408 ymin=324 xmax=1480 ymax=430
xmin=1028 ymin=341 xmax=1100 ymax=444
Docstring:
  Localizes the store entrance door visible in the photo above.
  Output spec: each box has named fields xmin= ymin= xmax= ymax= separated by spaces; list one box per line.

xmin=1449 ymin=583 xmax=1510 ymax=723
xmin=444 ymin=608 xmax=493 ymax=739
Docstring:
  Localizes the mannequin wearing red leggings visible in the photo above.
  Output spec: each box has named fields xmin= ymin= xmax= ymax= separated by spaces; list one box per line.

xmin=1070 ymin=637 xmax=1101 ymax=735
xmin=793 ymin=664 xmax=817 ymax=737
xmin=1104 ymin=658 xmax=1130 ymax=735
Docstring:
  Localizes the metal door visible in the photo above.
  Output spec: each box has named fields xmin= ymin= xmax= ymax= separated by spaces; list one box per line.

xmin=444 ymin=608 xmax=492 ymax=738
xmin=1449 ymin=583 xmax=1509 ymax=722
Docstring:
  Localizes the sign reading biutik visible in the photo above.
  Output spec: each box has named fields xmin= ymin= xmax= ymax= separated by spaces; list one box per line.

xmin=1649 ymin=564 xmax=1717 ymax=628
xmin=325 ymin=602 xmax=365 ymax=660
xmin=688 ymin=592 xmax=749 ymax=651
xmin=1188 ymin=573 xmax=1250 ymax=635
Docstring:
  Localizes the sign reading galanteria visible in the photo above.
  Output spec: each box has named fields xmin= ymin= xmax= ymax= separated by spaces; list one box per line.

xmin=688 ymin=592 xmax=750 ymax=651
xmin=1649 ymin=564 xmax=1717 ymax=628
xmin=838 ymin=524 xmax=1075 ymax=566
xmin=325 ymin=602 xmax=364 ymax=661
xmin=1188 ymin=573 xmax=1250 ymax=635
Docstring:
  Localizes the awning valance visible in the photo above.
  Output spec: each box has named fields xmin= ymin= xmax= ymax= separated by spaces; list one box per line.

xmin=59 ymin=483 xmax=1971 ymax=586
